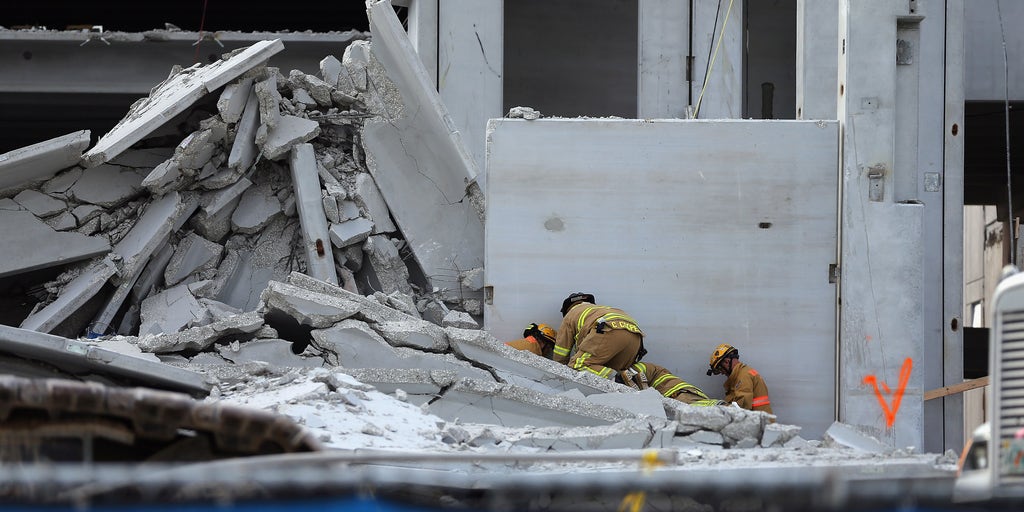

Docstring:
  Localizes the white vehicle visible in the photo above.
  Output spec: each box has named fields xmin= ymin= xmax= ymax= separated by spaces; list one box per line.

xmin=954 ymin=267 xmax=1024 ymax=504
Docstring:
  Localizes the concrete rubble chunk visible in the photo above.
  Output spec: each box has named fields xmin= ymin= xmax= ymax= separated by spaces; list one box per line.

xmin=13 ymin=189 xmax=66 ymax=218
xmin=310 ymin=320 xmax=491 ymax=381
xmin=139 ymin=283 xmax=205 ymax=336
xmin=255 ymin=72 xmax=282 ymax=130
xmin=213 ymin=219 xmax=297 ymax=312
xmin=82 ymin=40 xmax=284 ymax=167
xmin=69 ymin=163 xmax=145 ymax=208
xmin=260 ymin=280 xmax=361 ymax=329
xmin=218 ymin=338 xmax=322 ymax=367
xmin=670 ymin=402 xmax=733 ymax=434
xmin=228 ymin=86 xmax=262 ymax=172
xmin=340 ymin=200 xmax=361 ymax=221
xmin=110 ymin=191 xmax=199 ymax=286
xmin=374 ymin=320 xmax=449 ymax=351
xmin=259 ymin=115 xmax=321 ymax=160
xmin=424 ymin=378 xmax=633 ymax=428
xmin=320 ymin=55 xmax=343 ymax=88
xmin=353 ymin=172 xmax=395 ymax=234
xmin=290 ymin=143 xmax=338 ymax=285
xmin=218 ymin=78 xmax=254 ymax=124
xmin=329 ymin=217 xmax=373 ymax=248
xmin=460 ymin=267 xmax=484 ymax=292
xmin=761 ymin=422 xmax=802 ymax=448
xmin=719 ymin=407 xmax=766 ymax=445
xmin=289 ymin=69 xmax=333 ymax=106
xmin=0 ymin=130 xmax=91 ymax=194
xmin=140 ymin=159 xmax=182 ymax=195
xmin=586 ymin=388 xmax=668 ymax=420
xmin=201 ymin=177 xmax=253 ymax=218
xmin=824 ymin=421 xmax=892 ymax=453
xmin=685 ymin=430 xmax=725 ymax=446
xmin=174 ymin=129 xmax=216 ymax=171
xmin=45 ymin=211 xmax=77 ymax=231
xmin=164 ymin=233 xmax=224 ymax=287
xmin=361 ymin=5 xmax=484 ymax=298
xmin=0 ymin=209 xmax=111 ymax=279
xmin=285 ymin=272 xmax=416 ymax=325
xmin=137 ymin=310 xmax=264 ymax=353
xmin=20 ymin=258 xmax=118 ymax=334
xmin=0 ymin=325 xmax=211 ymax=396
xmin=231 ymin=184 xmax=282 ymax=234
xmin=360 ymin=235 xmax=412 ymax=295
xmin=199 ymin=117 xmax=228 ymax=144
xmin=442 ymin=310 xmax=478 ymax=329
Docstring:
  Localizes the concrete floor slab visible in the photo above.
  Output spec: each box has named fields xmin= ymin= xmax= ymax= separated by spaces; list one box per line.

xmin=14 ymin=189 xmax=66 ymax=217
xmin=290 ymin=143 xmax=337 ymax=285
xmin=0 ymin=209 xmax=111 ymax=279
xmin=362 ymin=6 xmax=484 ymax=297
xmin=505 ymin=419 xmax=672 ymax=451
xmin=130 ymin=242 xmax=174 ymax=304
xmin=81 ymin=39 xmax=284 ymax=167
xmin=68 ymin=163 xmax=145 ymax=208
xmin=0 ymin=130 xmax=90 ymax=193
xmin=19 ymin=258 xmax=117 ymax=333
xmin=0 ymin=324 xmax=211 ymax=396
xmin=137 ymin=310 xmax=264 ymax=353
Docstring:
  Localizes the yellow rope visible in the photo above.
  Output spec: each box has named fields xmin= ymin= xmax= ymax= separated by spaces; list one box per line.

xmin=617 ymin=450 xmax=665 ymax=512
xmin=693 ymin=0 xmax=736 ymax=119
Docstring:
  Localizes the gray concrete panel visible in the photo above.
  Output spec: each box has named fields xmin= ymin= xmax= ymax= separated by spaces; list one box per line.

xmin=81 ymin=39 xmax=284 ymax=167
xmin=0 ymin=209 xmax=110 ymax=278
xmin=796 ymin=0 xmax=838 ymax=120
xmin=110 ymin=191 xmax=199 ymax=286
xmin=19 ymin=259 xmax=117 ymax=333
xmin=638 ymin=0 xmax=689 ymax=119
xmin=290 ymin=143 xmax=338 ymax=285
xmin=364 ymin=2 xmax=484 ymax=297
xmin=484 ymin=118 xmax=839 ymax=439
xmin=0 ymin=130 xmax=89 ymax=193
xmin=0 ymin=324 xmax=210 ymax=396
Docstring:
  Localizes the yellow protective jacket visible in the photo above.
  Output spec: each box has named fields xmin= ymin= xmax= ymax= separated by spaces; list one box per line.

xmin=724 ymin=361 xmax=774 ymax=415
xmin=629 ymin=362 xmax=720 ymax=407
xmin=505 ymin=336 xmax=544 ymax=356
xmin=554 ymin=303 xmax=644 ymax=378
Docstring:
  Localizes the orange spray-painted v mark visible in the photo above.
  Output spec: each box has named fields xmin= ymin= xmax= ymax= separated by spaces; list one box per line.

xmin=861 ymin=358 xmax=913 ymax=428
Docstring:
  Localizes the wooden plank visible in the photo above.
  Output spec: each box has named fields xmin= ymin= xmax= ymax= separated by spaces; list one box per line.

xmin=924 ymin=376 xmax=989 ymax=401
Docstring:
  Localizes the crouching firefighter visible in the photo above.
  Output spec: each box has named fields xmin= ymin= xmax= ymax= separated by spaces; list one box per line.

xmin=505 ymin=323 xmax=557 ymax=359
xmin=554 ymin=292 xmax=648 ymax=381
xmin=619 ymin=362 xmax=724 ymax=407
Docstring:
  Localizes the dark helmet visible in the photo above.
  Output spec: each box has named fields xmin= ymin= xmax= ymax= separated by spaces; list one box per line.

xmin=560 ymin=292 xmax=595 ymax=316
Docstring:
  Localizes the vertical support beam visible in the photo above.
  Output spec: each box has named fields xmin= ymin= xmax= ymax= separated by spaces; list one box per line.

xmin=691 ymin=0 xmax=743 ymax=118
xmin=796 ymin=0 xmax=839 ymax=119
xmin=637 ymin=0 xmax=689 ymax=119
xmin=943 ymin=0 xmax=967 ymax=453
xmin=437 ymin=0 xmax=502 ymax=186
xmin=838 ymin=0 xmax=925 ymax=449
xmin=407 ymin=0 xmax=439 ymax=87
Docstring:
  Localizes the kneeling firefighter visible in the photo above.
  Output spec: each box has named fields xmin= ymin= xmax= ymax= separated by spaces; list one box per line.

xmin=554 ymin=292 xmax=647 ymax=382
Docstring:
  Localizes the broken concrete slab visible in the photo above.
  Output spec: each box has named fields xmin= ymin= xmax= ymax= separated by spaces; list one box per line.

xmin=0 ymin=324 xmax=211 ymax=396
xmin=442 ymin=310 xmax=478 ymax=329
xmin=340 ymin=368 xmax=457 ymax=406
xmin=228 ymin=86 xmax=262 ymax=172
xmin=288 ymin=69 xmax=333 ymax=107
xmin=139 ymin=283 xmax=205 ymax=336
xmin=373 ymin=320 xmax=449 ymax=351
xmin=68 ymin=163 xmax=145 ymax=208
xmin=137 ymin=310 xmax=264 ymax=353
xmin=255 ymin=72 xmax=282 ymax=130
xmin=217 ymin=338 xmax=323 ymax=368
xmin=231 ymin=184 xmax=282 ymax=234
xmin=20 ymin=258 xmax=118 ymax=334
xmin=44 ymin=211 xmax=77 ymax=231
xmin=130 ymin=242 xmax=174 ymax=304
xmin=110 ymin=148 xmax=175 ymax=169
xmin=329 ymin=217 xmax=373 ymax=248
xmin=586 ymin=388 xmax=667 ymax=420
xmin=200 ymin=177 xmax=253 ymax=218
xmin=42 ymin=167 xmax=83 ymax=195
xmin=360 ymin=235 xmax=412 ymax=295
xmin=13 ymin=189 xmax=66 ymax=217
xmin=290 ymin=143 xmax=337 ymax=285
xmin=501 ymin=418 xmax=674 ymax=451
xmin=310 ymin=320 xmax=492 ymax=382
xmin=352 ymin=173 xmax=396 ymax=234
xmin=0 ymin=130 xmax=90 ymax=194
xmin=259 ymin=115 xmax=321 ymax=160
xmin=424 ymin=378 xmax=632 ymax=428
xmin=164 ymin=233 xmax=224 ymax=287
xmin=285 ymin=272 xmax=417 ymax=325
xmin=82 ymin=40 xmax=285 ymax=167
xmin=0 ymin=209 xmax=111 ymax=279
xmin=362 ymin=5 xmax=484 ymax=300
xmin=213 ymin=220 xmax=298 ymax=312
xmin=260 ymin=280 xmax=361 ymax=329
xmin=218 ymin=77 xmax=254 ymax=124
xmin=110 ymin=191 xmax=199 ymax=286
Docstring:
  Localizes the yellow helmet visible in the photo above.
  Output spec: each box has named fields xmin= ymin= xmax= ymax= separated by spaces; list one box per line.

xmin=524 ymin=323 xmax=557 ymax=345
xmin=707 ymin=343 xmax=738 ymax=376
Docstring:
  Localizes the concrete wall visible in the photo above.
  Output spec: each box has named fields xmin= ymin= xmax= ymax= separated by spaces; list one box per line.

xmin=965 ymin=0 xmax=1024 ymax=101
xmin=484 ymin=118 xmax=839 ymax=440
xmin=796 ymin=0 xmax=838 ymax=120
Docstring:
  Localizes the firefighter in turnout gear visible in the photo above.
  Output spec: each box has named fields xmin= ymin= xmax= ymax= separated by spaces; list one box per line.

xmin=505 ymin=323 xmax=557 ymax=359
xmin=623 ymin=361 xmax=724 ymax=406
xmin=554 ymin=292 xmax=646 ymax=381
xmin=707 ymin=343 xmax=774 ymax=416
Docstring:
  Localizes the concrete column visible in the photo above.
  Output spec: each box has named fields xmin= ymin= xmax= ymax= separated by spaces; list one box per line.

xmin=796 ymin=0 xmax=838 ymax=120
xmin=437 ymin=0 xmax=502 ymax=183
xmin=406 ymin=0 xmax=439 ymax=87
xmin=637 ymin=0 xmax=689 ymax=119
xmin=838 ymin=0 xmax=925 ymax=449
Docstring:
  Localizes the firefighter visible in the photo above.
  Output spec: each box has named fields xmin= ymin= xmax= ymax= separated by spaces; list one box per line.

xmin=554 ymin=292 xmax=647 ymax=382
xmin=706 ymin=343 xmax=774 ymax=415
xmin=622 ymin=361 xmax=724 ymax=407
xmin=505 ymin=323 xmax=557 ymax=359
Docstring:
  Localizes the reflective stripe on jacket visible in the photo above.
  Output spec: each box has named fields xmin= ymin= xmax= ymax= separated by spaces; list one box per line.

xmin=724 ymin=361 xmax=774 ymax=416
xmin=554 ymin=303 xmax=643 ymax=365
